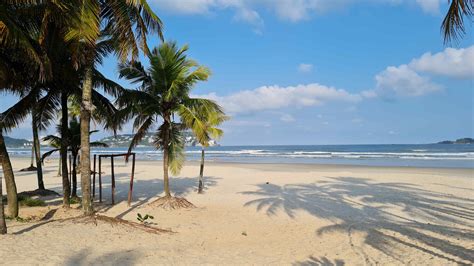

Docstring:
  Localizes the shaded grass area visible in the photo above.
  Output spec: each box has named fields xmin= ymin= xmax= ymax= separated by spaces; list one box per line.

xmin=2 ymin=194 xmax=46 ymax=207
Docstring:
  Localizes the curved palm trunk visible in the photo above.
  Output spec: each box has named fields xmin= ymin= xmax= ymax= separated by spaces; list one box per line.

xmin=71 ymin=153 xmax=78 ymax=198
xmin=32 ymin=114 xmax=45 ymax=190
xmin=0 ymin=132 xmax=18 ymax=218
xmin=163 ymin=116 xmax=171 ymax=197
xmin=0 ymin=171 xmax=6 ymax=234
xmin=198 ymin=148 xmax=205 ymax=193
xmin=60 ymin=93 xmax=70 ymax=207
xmin=80 ymin=67 xmax=93 ymax=215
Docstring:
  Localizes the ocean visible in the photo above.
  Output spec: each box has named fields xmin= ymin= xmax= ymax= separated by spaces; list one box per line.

xmin=8 ymin=144 xmax=474 ymax=169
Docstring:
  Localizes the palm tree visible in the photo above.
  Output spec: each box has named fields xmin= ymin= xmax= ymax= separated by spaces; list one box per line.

xmin=442 ymin=0 xmax=473 ymax=44
xmin=189 ymin=108 xmax=228 ymax=194
xmin=64 ymin=0 xmax=163 ymax=215
xmin=43 ymin=118 xmax=108 ymax=198
xmin=0 ymin=129 xmax=18 ymax=218
xmin=117 ymin=42 xmax=224 ymax=208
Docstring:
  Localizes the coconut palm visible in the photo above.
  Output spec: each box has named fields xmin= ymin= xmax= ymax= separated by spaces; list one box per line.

xmin=442 ymin=0 xmax=473 ymax=44
xmin=42 ymin=118 xmax=108 ymax=198
xmin=191 ymin=109 xmax=228 ymax=194
xmin=117 ymin=42 xmax=224 ymax=208
xmin=64 ymin=0 xmax=163 ymax=215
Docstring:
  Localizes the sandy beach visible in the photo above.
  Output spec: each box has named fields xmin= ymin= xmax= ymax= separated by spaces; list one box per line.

xmin=1 ymin=157 xmax=473 ymax=265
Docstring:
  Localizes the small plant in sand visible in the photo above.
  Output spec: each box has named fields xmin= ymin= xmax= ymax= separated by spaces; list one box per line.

xmin=137 ymin=213 xmax=154 ymax=225
xmin=118 ymin=41 xmax=225 ymax=209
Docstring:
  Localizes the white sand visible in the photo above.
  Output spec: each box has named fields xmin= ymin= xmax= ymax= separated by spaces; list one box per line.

xmin=1 ymin=157 xmax=473 ymax=265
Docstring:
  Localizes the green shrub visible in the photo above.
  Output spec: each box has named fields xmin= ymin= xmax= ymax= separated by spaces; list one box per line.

xmin=137 ymin=213 xmax=154 ymax=224
xmin=19 ymin=196 xmax=46 ymax=207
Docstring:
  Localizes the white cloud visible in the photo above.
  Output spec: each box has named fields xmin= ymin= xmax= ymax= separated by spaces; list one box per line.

xmin=298 ymin=63 xmax=314 ymax=73
xmin=233 ymin=7 xmax=264 ymax=33
xmin=373 ymin=65 xmax=442 ymax=97
xmin=280 ymin=114 xmax=295 ymax=122
xmin=150 ymin=0 xmax=447 ymax=31
xmin=194 ymin=83 xmax=362 ymax=114
xmin=415 ymin=0 xmax=441 ymax=14
xmin=364 ymin=46 xmax=473 ymax=98
xmin=409 ymin=46 xmax=474 ymax=79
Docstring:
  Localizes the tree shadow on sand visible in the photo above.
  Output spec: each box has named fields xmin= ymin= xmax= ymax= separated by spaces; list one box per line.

xmin=95 ymin=172 xmax=219 ymax=203
xmin=293 ymin=256 xmax=345 ymax=266
xmin=64 ymin=248 xmax=140 ymax=266
xmin=241 ymin=176 xmax=474 ymax=264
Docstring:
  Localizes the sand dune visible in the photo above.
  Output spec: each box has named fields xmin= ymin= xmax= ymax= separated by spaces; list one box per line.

xmin=1 ymin=157 xmax=473 ymax=265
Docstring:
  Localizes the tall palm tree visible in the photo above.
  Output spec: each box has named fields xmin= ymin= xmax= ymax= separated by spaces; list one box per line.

xmin=43 ymin=118 xmax=108 ymax=198
xmin=118 ymin=42 xmax=223 ymax=208
xmin=442 ymin=0 xmax=473 ymax=44
xmin=64 ymin=0 xmax=163 ymax=215
xmin=191 ymin=111 xmax=228 ymax=194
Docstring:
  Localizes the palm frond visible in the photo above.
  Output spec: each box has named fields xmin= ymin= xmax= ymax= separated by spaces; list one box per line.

xmin=127 ymin=115 xmax=154 ymax=154
xmin=41 ymin=148 xmax=60 ymax=162
xmin=441 ymin=0 xmax=473 ymax=44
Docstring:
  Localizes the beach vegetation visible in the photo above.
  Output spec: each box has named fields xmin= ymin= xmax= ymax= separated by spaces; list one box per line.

xmin=191 ymin=108 xmax=228 ymax=193
xmin=137 ymin=213 xmax=154 ymax=225
xmin=117 ymin=41 xmax=225 ymax=209
xmin=42 ymin=117 xmax=108 ymax=199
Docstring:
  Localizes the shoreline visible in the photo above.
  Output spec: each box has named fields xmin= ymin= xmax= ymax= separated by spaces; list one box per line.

xmin=8 ymin=156 xmax=474 ymax=171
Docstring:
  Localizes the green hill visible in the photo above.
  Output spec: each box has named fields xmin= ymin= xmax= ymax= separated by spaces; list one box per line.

xmin=437 ymin=138 xmax=474 ymax=144
xmin=4 ymin=136 xmax=32 ymax=148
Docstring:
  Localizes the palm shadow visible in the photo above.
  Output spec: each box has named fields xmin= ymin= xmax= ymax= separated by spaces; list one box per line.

xmin=65 ymin=248 xmax=140 ymax=265
xmin=241 ymin=176 xmax=474 ymax=264
xmin=293 ymin=256 xmax=345 ymax=266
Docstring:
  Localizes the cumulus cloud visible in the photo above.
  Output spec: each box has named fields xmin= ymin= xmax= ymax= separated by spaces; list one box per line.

xmin=364 ymin=46 xmax=472 ymax=98
xmin=373 ymin=65 xmax=443 ymax=97
xmin=409 ymin=46 xmax=474 ymax=79
xmin=298 ymin=63 xmax=314 ymax=73
xmin=194 ymin=83 xmax=362 ymax=114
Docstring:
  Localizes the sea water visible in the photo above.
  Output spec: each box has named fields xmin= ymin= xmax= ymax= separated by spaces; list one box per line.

xmin=7 ymin=144 xmax=474 ymax=169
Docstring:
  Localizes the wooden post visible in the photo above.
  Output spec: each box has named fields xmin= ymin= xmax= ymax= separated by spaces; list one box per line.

xmin=111 ymin=156 xmax=115 ymax=205
xmin=69 ymin=154 xmax=72 ymax=185
xmin=92 ymin=154 xmax=96 ymax=199
xmin=99 ymin=156 xmax=102 ymax=203
xmin=127 ymin=153 xmax=136 ymax=206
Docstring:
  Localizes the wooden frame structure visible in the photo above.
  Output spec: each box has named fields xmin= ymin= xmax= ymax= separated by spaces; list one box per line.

xmin=92 ymin=153 xmax=136 ymax=206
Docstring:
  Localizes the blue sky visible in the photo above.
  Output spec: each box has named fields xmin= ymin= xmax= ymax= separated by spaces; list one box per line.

xmin=1 ymin=0 xmax=473 ymax=145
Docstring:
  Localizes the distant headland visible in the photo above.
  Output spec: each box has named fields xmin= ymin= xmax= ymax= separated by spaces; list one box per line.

xmin=437 ymin=138 xmax=474 ymax=144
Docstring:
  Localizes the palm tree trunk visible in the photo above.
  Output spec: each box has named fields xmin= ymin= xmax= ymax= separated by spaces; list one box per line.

xmin=30 ymin=144 xmax=34 ymax=167
xmin=0 ymin=171 xmax=6 ymax=234
xmin=57 ymin=157 xmax=62 ymax=176
xmin=163 ymin=117 xmax=171 ymax=197
xmin=32 ymin=113 xmax=45 ymax=190
xmin=71 ymin=154 xmax=77 ymax=198
xmin=80 ymin=67 xmax=93 ymax=215
xmin=60 ymin=92 xmax=70 ymax=208
xmin=198 ymin=148 xmax=205 ymax=194
xmin=0 ymin=132 xmax=18 ymax=218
